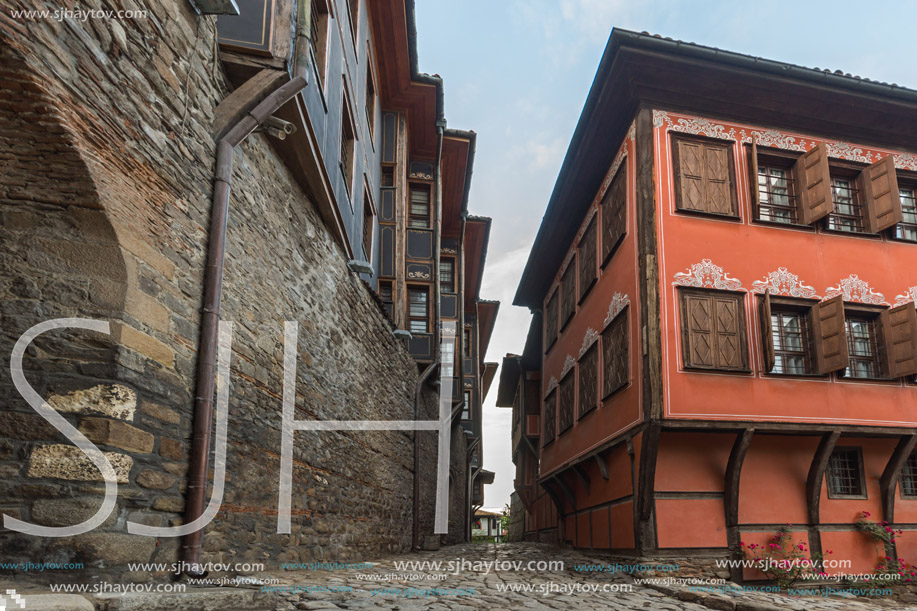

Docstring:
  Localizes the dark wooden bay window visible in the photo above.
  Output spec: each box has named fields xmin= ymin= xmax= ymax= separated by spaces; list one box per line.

xmin=440 ymin=257 xmax=455 ymax=293
xmin=679 ymin=288 xmax=748 ymax=372
xmin=543 ymin=390 xmax=556 ymax=446
xmin=409 ymin=184 xmax=431 ymax=228
xmin=407 ymin=286 xmax=429 ymax=334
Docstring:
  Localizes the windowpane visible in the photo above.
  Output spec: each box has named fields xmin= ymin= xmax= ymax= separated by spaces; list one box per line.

xmin=462 ymin=391 xmax=471 ymax=421
xmin=828 ymin=177 xmax=865 ymax=232
xmin=897 ymin=188 xmax=917 ymax=241
xmin=902 ymin=452 xmax=917 ymax=497
xmin=844 ymin=316 xmax=880 ymax=378
xmin=408 ymin=287 xmax=428 ymax=333
xmin=409 ymin=186 xmax=430 ymax=228
xmin=827 ymin=449 xmax=864 ymax=497
xmin=771 ymin=310 xmax=810 ymax=374
xmin=440 ymin=259 xmax=454 ymax=293
xmin=757 ymin=165 xmax=797 ymax=223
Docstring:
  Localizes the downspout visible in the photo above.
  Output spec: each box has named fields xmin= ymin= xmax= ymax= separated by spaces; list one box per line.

xmin=412 ymin=360 xmax=439 ymax=551
xmin=183 ymin=76 xmax=307 ymax=574
xmin=432 ymin=120 xmax=445 ymax=352
xmin=292 ymin=0 xmax=313 ymax=83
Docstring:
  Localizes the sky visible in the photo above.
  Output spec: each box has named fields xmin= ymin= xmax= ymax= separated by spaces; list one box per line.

xmin=414 ymin=0 xmax=917 ymax=511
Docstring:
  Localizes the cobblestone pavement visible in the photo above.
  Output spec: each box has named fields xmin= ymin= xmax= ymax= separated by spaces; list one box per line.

xmin=261 ymin=542 xmax=917 ymax=611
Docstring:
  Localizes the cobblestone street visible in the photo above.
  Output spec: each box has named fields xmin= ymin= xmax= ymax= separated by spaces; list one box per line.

xmin=259 ymin=542 xmax=914 ymax=611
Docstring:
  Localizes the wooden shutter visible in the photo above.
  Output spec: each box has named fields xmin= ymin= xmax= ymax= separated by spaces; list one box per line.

xmin=602 ymin=310 xmax=628 ymax=397
xmin=578 ymin=220 xmax=597 ymax=302
xmin=705 ymin=144 xmax=733 ymax=215
xmin=863 ymin=155 xmax=904 ymax=233
xmin=794 ymin=143 xmax=833 ymax=225
xmin=578 ymin=345 xmax=598 ymax=417
xmin=714 ymin=295 xmax=744 ymax=369
xmin=677 ymin=139 xmax=706 ymax=213
xmin=812 ymin=295 xmax=849 ymax=374
xmin=601 ymin=167 xmax=626 ymax=265
xmin=558 ymin=373 xmax=575 ymax=434
xmin=749 ymin=140 xmax=760 ymax=219
xmin=760 ymin=290 xmax=775 ymax=373
xmin=560 ymin=262 xmax=576 ymax=329
xmin=683 ymin=293 xmax=715 ymax=367
xmin=544 ymin=292 xmax=558 ymax=352
xmin=880 ymin=303 xmax=917 ymax=378
xmin=543 ymin=391 xmax=556 ymax=445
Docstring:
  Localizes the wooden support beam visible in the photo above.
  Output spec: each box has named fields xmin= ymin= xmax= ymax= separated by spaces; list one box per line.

xmin=595 ymin=453 xmax=609 ymax=480
xmin=541 ymin=480 xmax=566 ymax=518
xmin=881 ymin=434 xmax=916 ymax=524
xmin=806 ymin=430 xmax=840 ymax=559
xmin=724 ymin=428 xmax=754 ymax=583
xmin=573 ymin=465 xmax=591 ymax=495
xmin=636 ymin=424 xmax=661 ymax=553
xmin=554 ymin=475 xmax=577 ymax=509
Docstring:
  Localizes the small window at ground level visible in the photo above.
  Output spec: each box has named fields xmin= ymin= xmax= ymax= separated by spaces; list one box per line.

xmin=826 ymin=447 xmax=866 ymax=498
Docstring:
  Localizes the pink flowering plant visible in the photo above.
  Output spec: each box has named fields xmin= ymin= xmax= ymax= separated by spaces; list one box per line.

xmin=855 ymin=510 xmax=913 ymax=587
xmin=740 ymin=525 xmax=824 ymax=589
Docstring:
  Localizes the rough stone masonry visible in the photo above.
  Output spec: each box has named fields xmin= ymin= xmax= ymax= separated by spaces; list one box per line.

xmin=0 ymin=0 xmax=464 ymax=576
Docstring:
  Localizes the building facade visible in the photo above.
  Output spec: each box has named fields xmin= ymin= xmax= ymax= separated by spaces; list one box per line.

xmin=0 ymin=0 xmax=494 ymax=574
xmin=500 ymin=29 xmax=917 ymax=579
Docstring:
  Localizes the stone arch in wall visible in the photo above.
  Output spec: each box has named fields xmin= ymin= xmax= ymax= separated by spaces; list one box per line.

xmin=0 ymin=43 xmax=159 ymax=567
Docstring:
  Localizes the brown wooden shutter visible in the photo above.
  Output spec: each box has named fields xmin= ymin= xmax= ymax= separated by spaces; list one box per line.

xmin=677 ymin=140 xmax=706 ymax=213
xmin=705 ymin=144 xmax=733 ymax=215
xmin=811 ymin=295 xmax=849 ymax=374
xmin=558 ymin=373 xmax=575 ymax=434
xmin=545 ymin=292 xmax=558 ymax=351
xmin=760 ymin=290 xmax=775 ymax=373
xmin=543 ymin=391 xmax=556 ymax=444
xmin=714 ymin=295 xmax=745 ymax=369
xmin=794 ymin=143 xmax=833 ymax=225
xmin=880 ymin=303 xmax=917 ymax=378
xmin=683 ymin=293 xmax=715 ymax=367
xmin=578 ymin=345 xmax=598 ymax=417
xmin=863 ymin=155 xmax=904 ymax=233
xmin=578 ymin=220 xmax=597 ymax=302
xmin=601 ymin=167 xmax=626 ymax=266
xmin=602 ymin=310 xmax=628 ymax=397
xmin=560 ymin=263 xmax=576 ymax=329
xmin=749 ymin=140 xmax=760 ymax=219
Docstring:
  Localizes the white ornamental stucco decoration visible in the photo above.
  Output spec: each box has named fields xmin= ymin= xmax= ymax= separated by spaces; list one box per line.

xmin=751 ymin=268 xmax=819 ymax=299
xmin=579 ymin=328 xmax=599 ymax=358
xmin=673 ymin=259 xmax=744 ymax=291
xmin=545 ymin=376 xmax=558 ymax=396
xmin=826 ymin=141 xmax=873 ymax=165
xmin=561 ymin=354 xmax=576 ymax=378
xmin=894 ymin=287 xmax=917 ymax=307
xmin=894 ymin=153 xmax=917 ymax=173
xmin=603 ymin=292 xmax=630 ymax=327
xmin=656 ymin=113 xmax=738 ymax=142
xmin=824 ymin=274 xmax=888 ymax=305
xmin=740 ymin=129 xmax=812 ymax=153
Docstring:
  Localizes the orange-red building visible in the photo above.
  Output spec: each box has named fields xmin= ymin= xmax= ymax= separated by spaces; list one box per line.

xmin=497 ymin=29 xmax=917 ymax=579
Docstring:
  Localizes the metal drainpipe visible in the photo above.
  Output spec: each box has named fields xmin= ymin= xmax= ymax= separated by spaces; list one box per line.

xmin=292 ymin=0 xmax=312 ymax=84
xmin=432 ymin=122 xmax=444 ymax=352
xmin=183 ymin=76 xmax=307 ymax=575
xmin=412 ymin=360 xmax=439 ymax=551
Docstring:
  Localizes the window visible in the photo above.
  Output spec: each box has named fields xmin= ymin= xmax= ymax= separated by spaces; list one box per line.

xmin=346 ymin=0 xmax=358 ymax=43
xmin=340 ymin=98 xmax=356 ymax=200
xmin=577 ymin=219 xmax=597 ymax=303
xmin=462 ymin=391 xmax=471 ymax=421
xmin=407 ymin=286 xmax=429 ymax=334
xmin=559 ymin=262 xmax=576 ymax=331
xmin=544 ymin=291 xmax=558 ymax=352
xmin=365 ymin=58 xmax=376 ymax=138
xmin=557 ymin=372 xmax=575 ymax=435
xmin=896 ymin=186 xmax=917 ymax=241
xmin=901 ymin=452 xmax=917 ymax=498
xmin=827 ymin=176 xmax=866 ymax=233
xmin=379 ymin=280 xmax=393 ymax=317
xmin=309 ymin=0 xmax=329 ymax=89
xmin=543 ymin=390 xmax=556 ymax=446
xmin=757 ymin=165 xmax=797 ymax=224
xmin=826 ymin=447 xmax=866 ymax=498
xmin=440 ymin=258 xmax=455 ymax=293
xmin=381 ymin=165 xmax=395 ymax=187
xmin=578 ymin=344 xmax=597 ymax=418
xmin=361 ymin=193 xmax=374 ymax=261
xmin=409 ymin=184 xmax=431 ymax=228
xmin=844 ymin=315 xmax=881 ymax=379
xmin=672 ymin=135 xmax=737 ymax=217
xmin=601 ymin=164 xmax=626 ymax=266
xmin=602 ymin=309 xmax=628 ymax=397
xmin=463 ymin=327 xmax=472 ymax=358
xmin=679 ymin=289 xmax=748 ymax=371
xmin=442 ymin=336 xmax=455 ymax=379
xmin=769 ymin=309 xmax=811 ymax=375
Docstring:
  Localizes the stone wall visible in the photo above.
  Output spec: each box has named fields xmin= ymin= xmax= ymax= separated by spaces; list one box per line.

xmin=508 ymin=492 xmax=524 ymax=542
xmin=0 ymin=0 xmax=465 ymax=574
